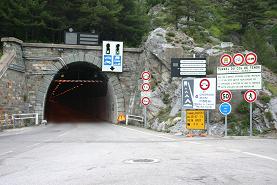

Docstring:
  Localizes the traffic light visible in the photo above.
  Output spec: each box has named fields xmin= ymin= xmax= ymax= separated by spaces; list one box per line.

xmin=106 ymin=43 xmax=110 ymax=54
xmin=116 ymin=44 xmax=120 ymax=55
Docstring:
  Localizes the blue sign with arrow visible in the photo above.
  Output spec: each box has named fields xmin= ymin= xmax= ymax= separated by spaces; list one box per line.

xmin=219 ymin=102 xmax=232 ymax=116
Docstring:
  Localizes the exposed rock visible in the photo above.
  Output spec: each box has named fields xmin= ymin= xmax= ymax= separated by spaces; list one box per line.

xmin=220 ymin=42 xmax=234 ymax=48
xmin=208 ymin=123 xmax=225 ymax=136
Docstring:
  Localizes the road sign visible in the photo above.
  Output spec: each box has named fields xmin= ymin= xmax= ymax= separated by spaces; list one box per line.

xmin=219 ymin=102 xmax=232 ymax=116
xmin=220 ymin=90 xmax=232 ymax=102
xmin=220 ymin=54 xmax=232 ymax=66
xmin=171 ymin=58 xmax=206 ymax=77
xmin=217 ymin=65 xmax=262 ymax=74
xmin=233 ymin=53 xmax=244 ymax=66
xmin=141 ymin=97 xmax=151 ymax=106
xmin=199 ymin=79 xmax=210 ymax=90
xmin=244 ymin=90 xmax=257 ymax=103
xmin=102 ymin=41 xmax=123 ymax=72
xmin=141 ymin=71 xmax=151 ymax=81
xmin=182 ymin=78 xmax=216 ymax=109
xmin=186 ymin=110 xmax=205 ymax=130
xmin=141 ymin=83 xmax=151 ymax=92
xmin=245 ymin=52 xmax=257 ymax=65
xmin=217 ymin=73 xmax=262 ymax=90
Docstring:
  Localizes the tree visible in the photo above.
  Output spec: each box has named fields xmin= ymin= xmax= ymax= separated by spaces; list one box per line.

xmin=227 ymin=0 xmax=266 ymax=33
xmin=166 ymin=0 xmax=207 ymax=29
xmin=242 ymin=26 xmax=277 ymax=73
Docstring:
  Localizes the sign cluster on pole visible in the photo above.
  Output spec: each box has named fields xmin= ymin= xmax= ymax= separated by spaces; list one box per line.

xmin=217 ymin=52 xmax=261 ymax=136
xmin=140 ymin=71 xmax=152 ymax=128
xmin=171 ymin=56 xmax=216 ymax=134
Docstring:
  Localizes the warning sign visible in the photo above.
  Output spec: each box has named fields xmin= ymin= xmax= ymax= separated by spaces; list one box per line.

xmin=186 ymin=110 xmax=205 ymax=130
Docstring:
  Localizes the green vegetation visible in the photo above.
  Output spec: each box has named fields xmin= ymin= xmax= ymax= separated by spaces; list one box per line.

xmin=162 ymin=93 xmax=170 ymax=104
xmin=265 ymin=111 xmax=274 ymax=121
xmin=166 ymin=32 xmax=175 ymax=37
xmin=265 ymin=82 xmax=277 ymax=96
xmin=259 ymin=94 xmax=271 ymax=104
xmin=157 ymin=106 xmax=172 ymax=121
xmin=0 ymin=0 xmax=149 ymax=46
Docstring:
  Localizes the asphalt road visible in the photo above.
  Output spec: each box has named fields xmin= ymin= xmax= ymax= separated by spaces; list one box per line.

xmin=0 ymin=123 xmax=277 ymax=185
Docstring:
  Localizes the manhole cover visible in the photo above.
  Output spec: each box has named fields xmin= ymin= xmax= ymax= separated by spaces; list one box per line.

xmin=124 ymin=158 xmax=160 ymax=164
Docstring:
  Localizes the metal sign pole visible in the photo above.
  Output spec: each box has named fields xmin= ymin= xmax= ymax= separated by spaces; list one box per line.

xmin=250 ymin=102 xmax=253 ymax=136
xmin=206 ymin=110 xmax=209 ymax=134
xmin=144 ymin=106 xmax=147 ymax=128
xmin=225 ymin=115 xmax=227 ymax=137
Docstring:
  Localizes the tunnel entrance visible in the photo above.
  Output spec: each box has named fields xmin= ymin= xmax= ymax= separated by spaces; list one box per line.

xmin=44 ymin=62 xmax=112 ymax=123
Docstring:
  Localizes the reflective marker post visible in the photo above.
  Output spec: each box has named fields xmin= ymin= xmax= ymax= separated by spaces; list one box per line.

xmin=250 ymin=102 xmax=253 ymax=136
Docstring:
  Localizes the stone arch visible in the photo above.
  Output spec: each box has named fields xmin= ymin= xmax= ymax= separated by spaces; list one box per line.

xmin=34 ymin=53 xmax=125 ymax=123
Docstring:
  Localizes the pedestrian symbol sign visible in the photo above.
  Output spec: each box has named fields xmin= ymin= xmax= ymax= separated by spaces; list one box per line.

xmin=244 ymin=90 xmax=257 ymax=103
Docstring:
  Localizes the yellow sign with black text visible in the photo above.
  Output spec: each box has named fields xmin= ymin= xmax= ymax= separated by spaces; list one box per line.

xmin=186 ymin=110 xmax=205 ymax=130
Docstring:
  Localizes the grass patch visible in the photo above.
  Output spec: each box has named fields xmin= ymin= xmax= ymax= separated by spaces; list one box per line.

xmin=265 ymin=81 xmax=277 ymax=97
xmin=166 ymin=31 xmax=175 ymax=37
xmin=259 ymin=94 xmax=271 ymax=104
xmin=265 ymin=111 xmax=273 ymax=121
xmin=157 ymin=106 xmax=172 ymax=121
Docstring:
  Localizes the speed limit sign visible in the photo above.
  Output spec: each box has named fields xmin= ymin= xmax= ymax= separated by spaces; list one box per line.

xmin=220 ymin=90 xmax=232 ymax=102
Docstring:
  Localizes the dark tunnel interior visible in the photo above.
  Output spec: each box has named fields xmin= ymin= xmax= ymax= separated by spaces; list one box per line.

xmin=44 ymin=62 xmax=111 ymax=123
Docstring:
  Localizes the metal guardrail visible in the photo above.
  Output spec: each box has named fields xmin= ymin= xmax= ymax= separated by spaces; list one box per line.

xmin=126 ymin=114 xmax=144 ymax=126
xmin=12 ymin=113 xmax=39 ymax=126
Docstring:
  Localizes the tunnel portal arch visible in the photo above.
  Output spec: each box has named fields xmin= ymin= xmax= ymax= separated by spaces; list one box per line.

xmin=34 ymin=53 xmax=125 ymax=123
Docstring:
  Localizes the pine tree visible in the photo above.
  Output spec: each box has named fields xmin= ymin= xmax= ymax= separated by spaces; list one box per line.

xmin=227 ymin=0 xmax=266 ymax=33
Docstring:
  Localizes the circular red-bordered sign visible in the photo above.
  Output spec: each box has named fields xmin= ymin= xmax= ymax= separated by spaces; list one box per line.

xmin=141 ymin=71 xmax=151 ymax=81
xmin=233 ymin=53 xmax=244 ymax=66
xmin=141 ymin=83 xmax=151 ymax=92
xmin=244 ymin=90 xmax=257 ymax=103
xmin=245 ymin=52 xmax=257 ymax=65
xmin=220 ymin=90 xmax=232 ymax=102
xmin=199 ymin=79 xmax=210 ymax=90
xmin=220 ymin=54 xmax=233 ymax=66
xmin=141 ymin=97 xmax=151 ymax=106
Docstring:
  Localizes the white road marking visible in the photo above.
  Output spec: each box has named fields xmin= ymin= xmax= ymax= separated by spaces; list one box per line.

xmin=57 ymin=130 xmax=72 ymax=137
xmin=26 ymin=143 xmax=41 ymax=148
xmin=113 ymin=125 xmax=176 ymax=141
xmin=242 ymin=152 xmax=277 ymax=162
xmin=229 ymin=148 xmax=241 ymax=152
xmin=0 ymin=151 xmax=13 ymax=156
xmin=187 ymin=141 xmax=202 ymax=145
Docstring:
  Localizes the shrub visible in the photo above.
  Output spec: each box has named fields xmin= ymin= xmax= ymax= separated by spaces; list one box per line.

xmin=166 ymin=31 xmax=175 ymax=37
xmin=259 ymin=95 xmax=271 ymax=104
xmin=265 ymin=111 xmax=273 ymax=121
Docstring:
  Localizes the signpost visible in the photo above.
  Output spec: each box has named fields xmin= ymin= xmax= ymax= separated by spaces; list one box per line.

xmin=182 ymin=78 xmax=216 ymax=110
xmin=217 ymin=52 xmax=260 ymax=137
xmin=220 ymin=90 xmax=232 ymax=103
xmin=140 ymin=71 xmax=152 ymax=128
xmin=102 ymin=41 xmax=123 ymax=72
xmin=171 ymin=58 xmax=206 ymax=77
xmin=217 ymin=73 xmax=262 ymax=90
xmin=244 ymin=90 xmax=257 ymax=136
xmin=186 ymin=110 xmax=205 ymax=130
xmin=220 ymin=54 xmax=232 ymax=66
xmin=245 ymin=52 xmax=257 ymax=65
xmin=233 ymin=53 xmax=244 ymax=66
xmin=219 ymin=102 xmax=232 ymax=136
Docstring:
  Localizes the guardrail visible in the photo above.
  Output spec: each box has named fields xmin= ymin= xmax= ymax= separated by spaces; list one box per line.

xmin=126 ymin=114 xmax=144 ymax=126
xmin=12 ymin=113 xmax=39 ymax=127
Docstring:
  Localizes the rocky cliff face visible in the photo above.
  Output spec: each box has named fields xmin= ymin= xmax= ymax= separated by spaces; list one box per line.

xmin=141 ymin=27 xmax=277 ymax=136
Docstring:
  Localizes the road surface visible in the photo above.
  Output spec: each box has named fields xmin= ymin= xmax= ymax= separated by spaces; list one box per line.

xmin=0 ymin=123 xmax=277 ymax=185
